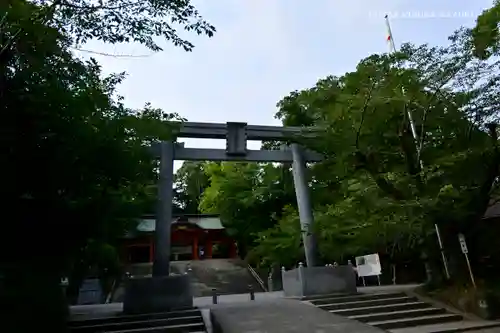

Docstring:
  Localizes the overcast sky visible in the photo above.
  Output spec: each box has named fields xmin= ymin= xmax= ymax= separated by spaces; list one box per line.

xmin=74 ymin=0 xmax=493 ymax=170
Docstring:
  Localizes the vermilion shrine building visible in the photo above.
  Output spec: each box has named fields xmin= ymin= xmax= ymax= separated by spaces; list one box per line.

xmin=123 ymin=214 xmax=237 ymax=263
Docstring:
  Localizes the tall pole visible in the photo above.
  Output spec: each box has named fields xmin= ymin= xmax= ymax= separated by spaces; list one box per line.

xmin=384 ymin=15 xmax=420 ymax=155
xmin=152 ymin=141 xmax=175 ymax=277
xmin=385 ymin=14 xmax=450 ymax=279
xmin=384 ymin=15 xmax=397 ymax=54
xmin=291 ymin=143 xmax=318 ymax=267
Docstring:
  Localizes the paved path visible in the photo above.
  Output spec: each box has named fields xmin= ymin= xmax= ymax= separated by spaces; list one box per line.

xmin=70 ymin=291 xmax=285 ymax=320
xmin=471 ymin=328 xmax=500 ymax=332
xmin=390 ymin=323 xmax=500 ymax=333
xmin=70 ymin=284 xmax=421 ymax=320
xmin=210 ymin=298 xmax=385 ymax=333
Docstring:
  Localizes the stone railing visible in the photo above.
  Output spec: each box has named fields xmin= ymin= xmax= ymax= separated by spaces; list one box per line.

xmin=281 ymin=263 xmax=357 ymax=297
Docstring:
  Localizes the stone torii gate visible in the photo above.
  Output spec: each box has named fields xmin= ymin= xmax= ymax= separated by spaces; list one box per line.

xmin=154 ymin=122 xmax=322 ymax=273
xmin=123 ymin=122 xmax=355 ymax=314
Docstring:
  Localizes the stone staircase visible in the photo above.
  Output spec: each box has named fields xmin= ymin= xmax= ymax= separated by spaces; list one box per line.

xmin=112 ymin=259 xmax=263 ymax=302
xmin=172 ymin=259 xmax=263 ymax=297
xmin=68 ymin=308 xmax=206 ymax=332
xmin=306 ymin=291 xmax=500 ymax=333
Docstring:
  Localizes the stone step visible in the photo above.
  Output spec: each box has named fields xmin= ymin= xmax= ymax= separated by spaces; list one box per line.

xmin=181 ymin=259 xmax=264 ymax=297
xmin=302 ymin=292 xmax=354 ymax=301
xmin=318 ymin=296 xmax=416 ymax=311
xmin=69 ymin=308 xmax=200 ymax=327
xmin=104 ymin=322 xmax=206 ymax=332
xmin=465 ymin=328 xmax=500 ymax=333
xmin=330 ymin=301 xmax=432 ymax=317
xmin=69 ymin=315 xmax=203 ymax=332
xmin=350 ymin=307 xmax=446 ymax=323
xmin=310 ymin=292 xmax=407 ymax=305
xmin=370 ymin=313 xmax=463 ymax=330
xmin=388 ymin=321 xmax=500 ymax=333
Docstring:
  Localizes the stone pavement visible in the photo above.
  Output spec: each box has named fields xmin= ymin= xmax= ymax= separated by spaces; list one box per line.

xmin=387 ymin=320 xmax=500 ymax=333
xmin=390 ymin=323 xmax=500 ymax=333
xmin=70 ymin=291 xmax=286 ymax=320
xmin=471 ymin=328 xmax=500 ymax=332
xmin=209 ymin=298 xmax=386 ymax=333
xmin=70 ymin=284 xmax=500 ymax=332
xmin=70 ymin=284 xmax=422 ymax=320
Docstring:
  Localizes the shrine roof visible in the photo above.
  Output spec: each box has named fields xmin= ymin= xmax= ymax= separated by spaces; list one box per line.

xmin=136 ymin=214 xmax=224 ymax=232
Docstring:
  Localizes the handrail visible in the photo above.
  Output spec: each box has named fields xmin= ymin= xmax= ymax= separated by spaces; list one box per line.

xmin=105 ymin=279 xmax=117 ymax=304
xmin=247 ymin=265 xmax=267 ymax=292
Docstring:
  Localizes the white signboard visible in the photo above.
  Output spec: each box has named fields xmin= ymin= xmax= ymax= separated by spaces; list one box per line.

xmin=355 ymin=253 xmax=382 ymax=277
xmin=458 ymin=233 xmax=468 ymax=254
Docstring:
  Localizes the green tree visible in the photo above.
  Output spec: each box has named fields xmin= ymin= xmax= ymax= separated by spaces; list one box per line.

xmin=472 ymin=0 xmax=500 ymax=59
xmin=200 ymin=162 xmax=296 ymax=258
xmin=26 ymin=0 xmax=215 ymax=51
xmin=195 ymin=27 xmax=500 ymax=282
xmin=247 ymin=206 xmax=302 ymax=269
xmin=1 ymin=0 xmax=190 ymax=329
xmin=174 ymin=161 xmax=211 ymax=214
xmin=275 ymin=28 xmax=500 ymax=282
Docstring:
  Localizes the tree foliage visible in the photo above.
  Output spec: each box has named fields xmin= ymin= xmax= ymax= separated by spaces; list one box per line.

xmin=472 ymin=0 xmax=500 ymax=59
xmin=199 ymin=162 xmax=296 ymax=257
xmin=274 ymin=28 xmax=500 ymax=275
xmin=27 ymin=0 xmax=215 ymax=51
xmin=247 ymin=205 xmax=302 ymax=269
xmin=195 ymin=27 xmax=500 ymax=280
xmin=2 ymin=0 xmax=213 ymax=261
xmin=174 ymin=161 xmax=211 ymax=214
xmin=2 ymin=4 xmax=181 ymax=264
xmin=1 ymin=0 xmax=210 ymax=328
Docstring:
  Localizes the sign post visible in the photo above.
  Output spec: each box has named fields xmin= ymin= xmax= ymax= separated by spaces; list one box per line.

xmin=458 ymin=233 xmax=476 ymax=289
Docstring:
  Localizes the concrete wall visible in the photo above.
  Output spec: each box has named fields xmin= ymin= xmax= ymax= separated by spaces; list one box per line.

xmin=123 ymin=275 xmax=193 ymax=314
xmin=282 ymin=265 xmax=357 ymax=297
xmin=303 ymin=266 xmax=357 ymax=295
xmin=282 ymin=268 xmax=303 ymax=297
xmin=77 ymin=279 xmax=103 ymax=305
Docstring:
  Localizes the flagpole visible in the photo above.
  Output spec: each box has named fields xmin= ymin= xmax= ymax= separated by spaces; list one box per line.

xmin=384 ymin=14 xmax=450 ymax=280
xmin=384 ymin=14 xmax=420 ymax=153
xmin=384 ymin=14 xmax=397 ymax=53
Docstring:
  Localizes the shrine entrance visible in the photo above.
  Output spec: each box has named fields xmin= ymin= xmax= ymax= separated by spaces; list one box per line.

xmin=123 ymin=214 xmax=237 ymax=263
xmin=121 ymin=122 xmax=364 ymax=315
xmin=170 ymin=218 xmax=237 ymax=261
xmin=150 ymin=122 xmax=322 ymax=277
